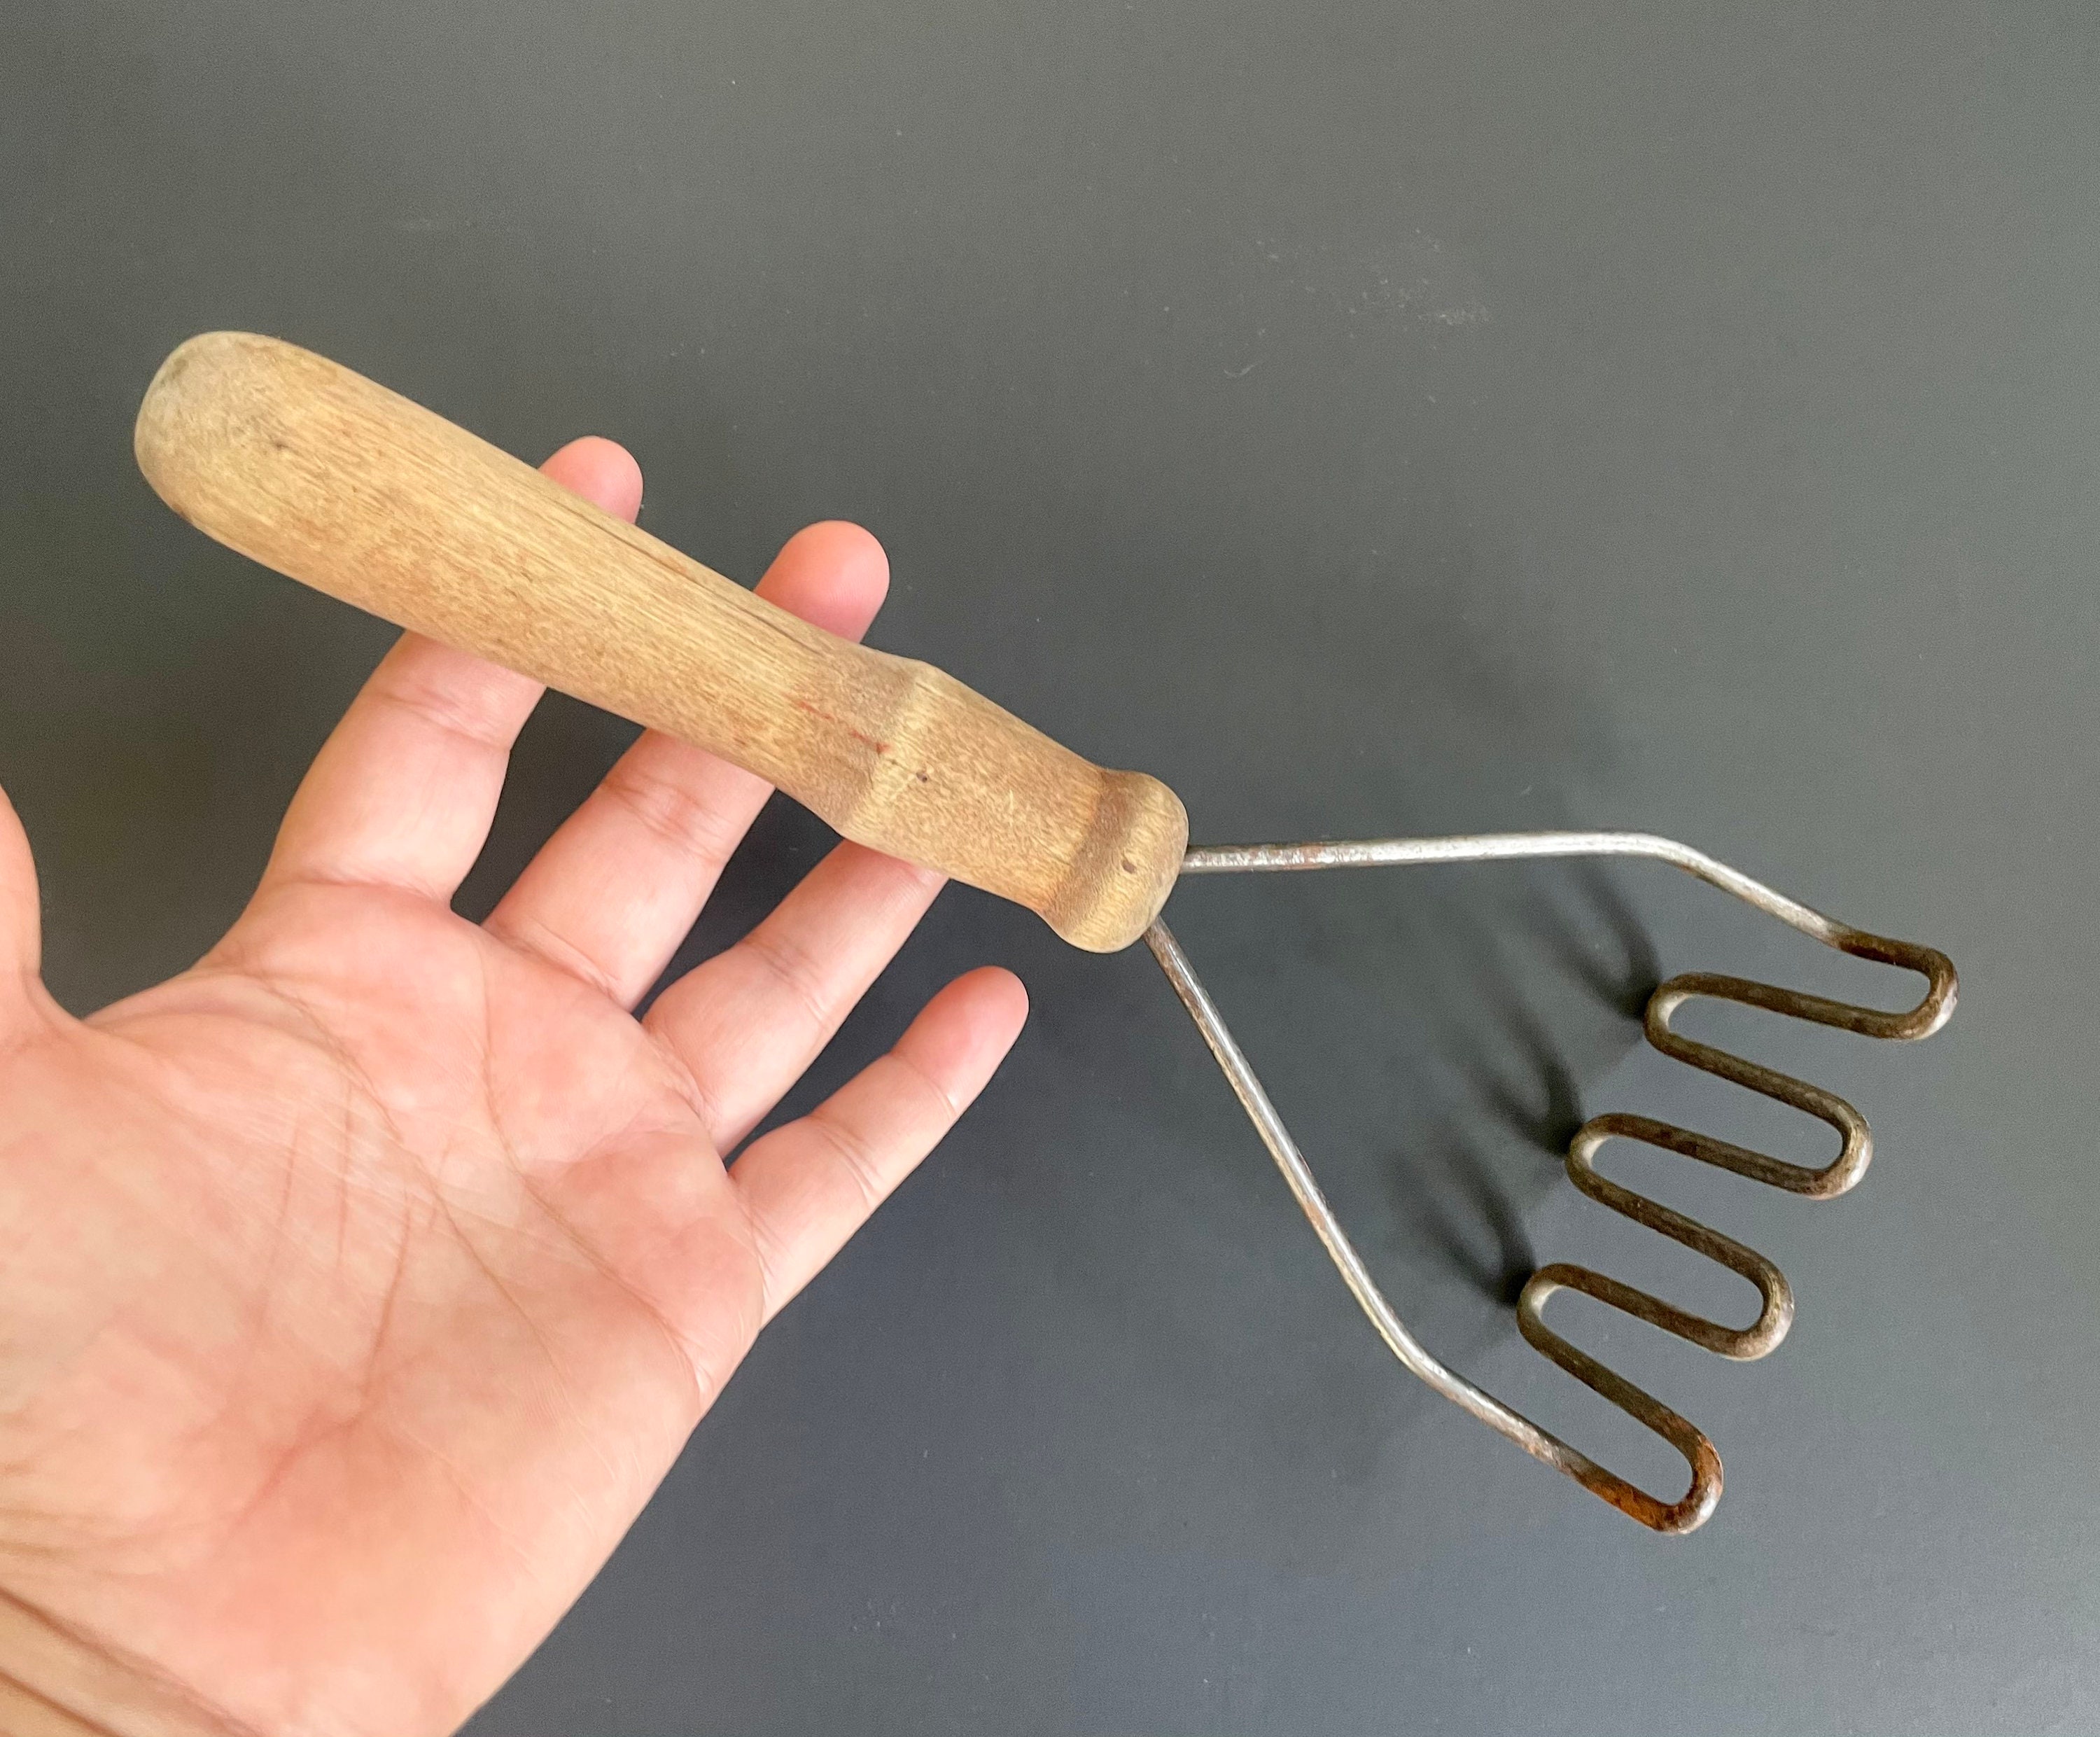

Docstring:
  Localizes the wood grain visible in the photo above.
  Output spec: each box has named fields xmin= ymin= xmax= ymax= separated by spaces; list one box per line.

xmin=132 ymin=333 xmax=1186 ymax=951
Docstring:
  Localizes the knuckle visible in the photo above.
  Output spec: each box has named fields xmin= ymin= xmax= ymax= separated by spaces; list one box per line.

xmin=368 ymin=669 xmax=515 ymax=752
xmin=886 ymin=1048 xmax=962 ymax=1122
xmin=739 ymin=927 xmax=835 ymax=1034
xmin=601 ymin=760 xmax=743 ymax=860
xmin=805 ymin=1109 xmax=889 ymax=1212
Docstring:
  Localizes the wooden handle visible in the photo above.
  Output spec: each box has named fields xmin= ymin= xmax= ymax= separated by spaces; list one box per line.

xmin=132 ymin=333 xmax=1186 ymax=951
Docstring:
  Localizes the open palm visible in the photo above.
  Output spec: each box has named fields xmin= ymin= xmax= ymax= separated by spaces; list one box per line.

xmin=0 ymin=440 xmax=1027 ymax=1737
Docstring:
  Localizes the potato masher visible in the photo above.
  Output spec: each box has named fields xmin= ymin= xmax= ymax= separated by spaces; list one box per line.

xmin=134 ymin=333 xmax=1957 ymax=1533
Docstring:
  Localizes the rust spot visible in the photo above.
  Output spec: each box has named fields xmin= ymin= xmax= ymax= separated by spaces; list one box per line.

xmin=792 ymin=697 xmax=888 ymax=753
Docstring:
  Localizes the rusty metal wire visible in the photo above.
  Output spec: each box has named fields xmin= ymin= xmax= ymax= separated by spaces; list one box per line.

xmin=1149 ymin=831 xmax=1956 ymax=1533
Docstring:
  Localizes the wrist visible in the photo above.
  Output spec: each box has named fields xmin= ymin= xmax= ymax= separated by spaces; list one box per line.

xmin=0 ymin=1586 xmax=252 ymax=1737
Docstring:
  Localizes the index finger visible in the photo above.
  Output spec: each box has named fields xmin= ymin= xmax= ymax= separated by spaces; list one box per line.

xmin=255 ymin=437 xmax=643 ymax=904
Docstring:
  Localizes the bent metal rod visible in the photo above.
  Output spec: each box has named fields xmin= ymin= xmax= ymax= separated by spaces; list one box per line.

xmin=1151 ymin=832 xmax=1956 ymax=1534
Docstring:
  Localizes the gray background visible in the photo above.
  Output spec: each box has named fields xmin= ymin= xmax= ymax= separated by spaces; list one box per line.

xmin=4 ymin=2 xmax=2096 ymax=1731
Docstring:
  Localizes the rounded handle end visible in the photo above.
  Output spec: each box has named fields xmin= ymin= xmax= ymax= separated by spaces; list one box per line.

xmin=135 ymin=330 xmax=281 ymax=514
xmin=1044 ymin=771 xmax=1187 ymax=952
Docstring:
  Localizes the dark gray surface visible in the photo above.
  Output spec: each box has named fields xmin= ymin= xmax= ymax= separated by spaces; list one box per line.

xmin=6 ymin=2 xmax=2097 ymax=1731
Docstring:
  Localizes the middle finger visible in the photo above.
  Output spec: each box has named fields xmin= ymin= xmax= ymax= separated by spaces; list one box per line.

xmin=486 ymin=519 xmax=890 ymax=1006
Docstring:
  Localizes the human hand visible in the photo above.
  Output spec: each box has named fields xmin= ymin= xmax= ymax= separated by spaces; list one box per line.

xmin=0 ymin=438 xmax=1028 ymax=1736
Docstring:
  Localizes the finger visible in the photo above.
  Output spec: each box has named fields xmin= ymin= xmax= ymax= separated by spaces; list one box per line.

xmin=732 ymin=966 xmax=1027 ymax=1323
xmin=485 ymin=522 xmax=889 ymax=1005
xmin=258 ymin=437 xmax=645 ymax=902
xmin=646 ymin=842 xmax=947 ymax=1150
xmin=0 ymin=781 xmax=41 ymax=1009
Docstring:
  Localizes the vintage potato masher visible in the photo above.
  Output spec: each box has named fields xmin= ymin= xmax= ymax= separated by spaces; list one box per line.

xmin=134 ymin=333 xmax=1957 ymax=1533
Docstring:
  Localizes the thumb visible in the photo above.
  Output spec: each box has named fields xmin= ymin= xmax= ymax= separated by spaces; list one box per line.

xmin=0 ymin=781 xmax=43 ymax=1007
